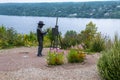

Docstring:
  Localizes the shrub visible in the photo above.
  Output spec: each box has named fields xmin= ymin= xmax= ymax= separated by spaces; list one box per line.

xmin=67 ymin=49 xmax=86 ymax=63
xmin=90 ymin=33 xmax=105 ymax=52
xmin=0 ymin=26 xmax=38 ymax=49
xmin=61 ymin=30 xmax=78 ymax=49
xmin=0 ymin=26 xmax=18 ymax=48
xmin=97 ymin=35 xmax=120 ymax=80
xmin=47 ymin=51 xmax=64 ymax=65
xmin=23 ymin=32 xmax=37 ymax=47
xmin=14 ymin=34 xmax=24 ymax=46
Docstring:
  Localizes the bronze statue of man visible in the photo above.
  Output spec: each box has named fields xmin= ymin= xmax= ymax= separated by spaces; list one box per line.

xmin=37 ymin=21 xmax=47 ymax=57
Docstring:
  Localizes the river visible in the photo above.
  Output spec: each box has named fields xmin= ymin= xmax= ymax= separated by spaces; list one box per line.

xmin=0 ymin=15 xmax=120 ymax=38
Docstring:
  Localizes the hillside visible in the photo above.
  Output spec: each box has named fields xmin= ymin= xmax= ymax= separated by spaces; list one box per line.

xmin=0 ymin=1 xmax=120 ymax=18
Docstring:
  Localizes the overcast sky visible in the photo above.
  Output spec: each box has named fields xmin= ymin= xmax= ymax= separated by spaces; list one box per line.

xmin=0 ymin=0 xmax=118 ymax=3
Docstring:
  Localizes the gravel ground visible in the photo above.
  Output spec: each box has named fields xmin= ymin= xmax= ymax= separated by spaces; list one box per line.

xmin=0 ymin=47 xmax=101 ymax=80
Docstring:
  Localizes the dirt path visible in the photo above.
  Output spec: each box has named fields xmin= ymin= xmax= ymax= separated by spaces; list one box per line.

xmin=0 ymin=47 xmax=101 ymax=80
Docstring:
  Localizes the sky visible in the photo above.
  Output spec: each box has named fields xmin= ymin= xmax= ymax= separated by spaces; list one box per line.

xmin=0 ymin=0 xmax=119 ymax=3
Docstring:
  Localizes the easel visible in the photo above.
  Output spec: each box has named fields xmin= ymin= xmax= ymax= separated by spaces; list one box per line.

xmin=50 ymin=17 xmax=62 ymax=51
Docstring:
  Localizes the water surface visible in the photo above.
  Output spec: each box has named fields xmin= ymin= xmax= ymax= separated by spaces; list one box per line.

xmin=0 ymin=15 xmax=120 ymax=38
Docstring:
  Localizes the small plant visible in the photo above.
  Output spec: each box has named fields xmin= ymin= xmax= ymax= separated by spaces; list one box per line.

xmin=67 ymin=49 xmax=86 ymax=63
xmin=47 ymin=51 xmax=64 ymax=65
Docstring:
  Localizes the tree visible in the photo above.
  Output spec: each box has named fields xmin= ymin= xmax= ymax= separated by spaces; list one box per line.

xmin=79 ymin=21 xmax=97 ymax=48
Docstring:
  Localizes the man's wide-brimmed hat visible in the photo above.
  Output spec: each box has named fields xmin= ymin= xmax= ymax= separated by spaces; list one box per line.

xmin=38 ymin=21 xmax=45 ymax=25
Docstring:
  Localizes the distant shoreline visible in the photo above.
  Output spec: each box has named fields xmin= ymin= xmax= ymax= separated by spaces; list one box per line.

xmin=0 ymin=1 xmax=120 ymax=19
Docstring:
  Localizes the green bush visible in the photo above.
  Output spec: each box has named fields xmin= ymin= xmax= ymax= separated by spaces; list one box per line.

xmin=97 ymin=35 xmax=120 ymax=80
xmin=47 ymin=51 xmax=64 ymax=65
xmin=90 ymin=33 xmax=105 ymax=52
xmin=61 ymin=30 xmax=78 ymax=49
xmin=0 ymin=26 xmax=18 ymax=48
xmin=0 ymin=26 xmax=39 ymax=49
xmin=14 ymin=34 xmax=24 ymax=46
xmin=67 ymin=49 xmax=86 ymax=63
xmin=23 ymin=32 xmax=37 ymax=47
